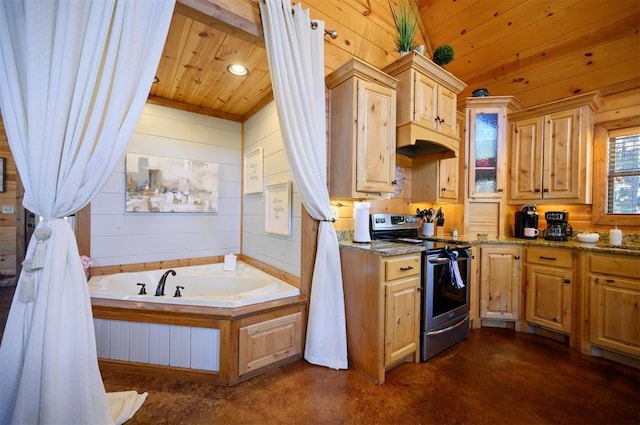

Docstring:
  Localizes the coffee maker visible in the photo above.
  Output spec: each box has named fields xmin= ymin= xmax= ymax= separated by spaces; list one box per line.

xmin=514 ymin=204 xmax=539 ymax=239
xmin=543 ymin=211 xmax=573 ymax=241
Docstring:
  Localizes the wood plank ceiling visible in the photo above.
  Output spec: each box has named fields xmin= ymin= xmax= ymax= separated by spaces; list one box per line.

xmin=149 ymin=0 xmax=640 ymax=123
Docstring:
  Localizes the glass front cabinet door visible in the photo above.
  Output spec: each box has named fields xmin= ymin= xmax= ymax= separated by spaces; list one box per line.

xmin=465 ymin=97 xmax=523 ymax=199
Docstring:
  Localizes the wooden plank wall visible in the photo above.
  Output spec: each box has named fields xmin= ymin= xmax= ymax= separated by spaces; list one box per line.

xmin=0 ymin=117 xmax=17 ymax=286
xmin=90 ymin=104 xmax=243 ymax=267
xmin=242 ymin=101 xmax=302 ymax=278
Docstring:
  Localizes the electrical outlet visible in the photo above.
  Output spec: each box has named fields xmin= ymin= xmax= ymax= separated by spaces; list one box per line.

xmin=1 ymin=205 xmax=15 ymax=214
xmin=330 ymin=205 xmax=339 ymax=221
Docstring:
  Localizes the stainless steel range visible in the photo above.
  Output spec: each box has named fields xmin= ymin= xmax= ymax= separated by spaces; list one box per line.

xmin=370 ymin=213 xmax=472 ymax=361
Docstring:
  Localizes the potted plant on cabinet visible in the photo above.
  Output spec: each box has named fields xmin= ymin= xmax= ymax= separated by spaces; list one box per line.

xmin=433 ymin=44 xmax=455 ymax=66
xmin=389 ymin=0 xmax=417 ymax=54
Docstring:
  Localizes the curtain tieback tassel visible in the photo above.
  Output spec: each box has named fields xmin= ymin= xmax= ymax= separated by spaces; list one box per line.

xmin=18 ymin=259 xmax=35 ymax=303
xmin=31 ymin=227 xmax=52 ymax=269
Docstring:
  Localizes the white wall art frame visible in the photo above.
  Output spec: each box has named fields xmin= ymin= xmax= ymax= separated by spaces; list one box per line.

xmin=125 ymin=153 xmax=219 ymax=213
xmin=244 ymin=147 xmax=263 ymax=194
xmin=265 ymin=181 xmax=291 ymax=235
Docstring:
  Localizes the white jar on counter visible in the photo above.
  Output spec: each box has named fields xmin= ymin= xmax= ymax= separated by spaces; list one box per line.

xmin=609 ymin=226 xmax=623 ymax=246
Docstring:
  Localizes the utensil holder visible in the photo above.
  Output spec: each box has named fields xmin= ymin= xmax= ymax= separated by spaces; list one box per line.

xmin=422 ymin=222 xmax=435 ymax=237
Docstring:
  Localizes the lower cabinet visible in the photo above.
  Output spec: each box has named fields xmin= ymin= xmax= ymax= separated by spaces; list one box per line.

xmin=525 ymin=247 xmax=573 ymax=335
xmin=479 ymin=245 xmax=522 ymax=326
xmin=238 ymin=312 xmax=302 ymax=376
xmin=341 ymin=249 xmax=420 ymax=384
xmin=587 ymin=253 xmax=640 ymax=359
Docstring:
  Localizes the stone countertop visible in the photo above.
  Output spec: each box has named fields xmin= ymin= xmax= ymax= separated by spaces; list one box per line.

xmin=338 ymin=240 xmax=425 ymax=256
xmin=338 ymin=233 xmax=640 ymax=257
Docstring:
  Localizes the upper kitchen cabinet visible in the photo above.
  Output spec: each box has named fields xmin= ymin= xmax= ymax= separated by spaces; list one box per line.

xmin=465 ymin=96 xmax=524 ymax=199
xmin=411 ymin=111 xmax=465 ymax=203
xmin=326 ymin=58 xmax=398 ymax=199
xmin=508 ymin=92 xmax=604 ymax=204
xmin=463 ymin=96 xmax=523 ymax=238
xmin=383 ymin=52 xmax=466 ymax=159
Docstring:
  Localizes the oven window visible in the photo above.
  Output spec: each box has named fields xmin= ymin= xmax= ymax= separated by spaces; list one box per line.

xmin=433 ymin=259 xmax=468 ymax=317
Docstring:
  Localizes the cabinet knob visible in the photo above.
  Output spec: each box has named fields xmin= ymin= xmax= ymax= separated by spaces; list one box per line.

xmin=564 ymin=279 xmax=571 ymax=284
xmin=534 ymin=188 xmax=541 ymax=193
xmin=497 ymin=188 xmax=504 ymax=193
xmin=543 ymin=188 xmax=549 ymax=193
xmin=514 ymin=255 xmax=520 ymax=260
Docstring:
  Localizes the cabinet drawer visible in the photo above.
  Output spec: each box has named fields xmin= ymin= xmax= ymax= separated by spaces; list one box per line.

xmin=384 ymin=255 xmax=420 ymax=281
xmin=526 ymin=247 xmax=573 ymax=268
xmin=589 ymin=254 xmax=640 ymax=279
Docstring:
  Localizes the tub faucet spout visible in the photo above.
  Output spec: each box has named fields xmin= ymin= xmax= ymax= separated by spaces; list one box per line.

xmin=155 ymin=269 xmax=176 ymax=296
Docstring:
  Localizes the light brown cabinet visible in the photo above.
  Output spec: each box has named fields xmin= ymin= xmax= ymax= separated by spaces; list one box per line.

xmin=508 ymin=91 xmax=603 ymax=203
xmin=587 ymin=253 xmax=640 ymax=359
xmin=525 ymin=247 xmax=573 ymax=335
xmin=340 ymin=249 xmax=420 ymax=384
xmin=326 ymin=57 xmax=398 ymax=198
xmin=238 ymin=312 xmax=302 ymax=376
xmin=411 ymin=154 xmax=459 ymax=202
xmin=383 ymin=52 xmax=466 ymax=157
xmin=479 ymin=245 xmax=522 ymax=326
xmin=463 ymin=96 xmax=523 ymax=238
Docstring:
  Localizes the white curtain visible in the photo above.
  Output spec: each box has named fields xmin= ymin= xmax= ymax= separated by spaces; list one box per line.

xmin=259 ymin=0 xmax=347 ymax=369
xmin=0 ymin=1 xmax=175 ymax=424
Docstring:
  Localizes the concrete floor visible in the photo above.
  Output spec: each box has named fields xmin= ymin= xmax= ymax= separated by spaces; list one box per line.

xmin=101 ymin=328 xmax=640 ymax=425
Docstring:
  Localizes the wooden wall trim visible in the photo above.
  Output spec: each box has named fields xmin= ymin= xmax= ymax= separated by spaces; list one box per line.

xmin=591 ymin=125 xmax=640 ymax=227
xmin=146 ymin=95 xmax=244 ymax=122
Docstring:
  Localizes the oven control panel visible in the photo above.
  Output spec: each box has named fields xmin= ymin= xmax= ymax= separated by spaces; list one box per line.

xmin=371 ymin=213 xmax=419 ymax=231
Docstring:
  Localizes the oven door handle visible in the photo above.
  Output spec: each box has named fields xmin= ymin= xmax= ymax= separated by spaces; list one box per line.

xmin=427 ymin=257 xmax=451 ymax=265
xmin=426 ymin=314 xmax=469 ymax=336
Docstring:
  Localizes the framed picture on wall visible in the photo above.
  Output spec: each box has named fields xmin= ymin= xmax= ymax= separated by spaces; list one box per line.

xmin=244 ymin=147 xmax=263 ymax=194
xmin=0 ymin=157 xmax=5 ymax=193
xmin=124 ymin=153 xmax=219 ymax=213
xmin=265 ymin=181 xmax=291 ymax=235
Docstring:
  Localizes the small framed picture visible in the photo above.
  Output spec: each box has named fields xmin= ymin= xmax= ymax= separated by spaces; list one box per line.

xmin=244 ymin=147 xmax=263 ymax=194
xmin=0 ymin=158 xmax=5 ymax=193
xmin=265 ymin=181 xmax=291 ymax=235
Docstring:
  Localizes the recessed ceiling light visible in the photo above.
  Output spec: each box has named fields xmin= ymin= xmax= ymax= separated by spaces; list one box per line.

xmin=227 ymin=64 xmax=249 ymax=76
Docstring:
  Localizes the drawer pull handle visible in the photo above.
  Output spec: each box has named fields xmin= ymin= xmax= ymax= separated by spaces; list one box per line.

xmin=400 ymin=266 xmax=414 ymax=271
xmin=564 ymin=279 xmax=571 ymax=284
xmin=540 ymin=256 xmax=557 ymax=261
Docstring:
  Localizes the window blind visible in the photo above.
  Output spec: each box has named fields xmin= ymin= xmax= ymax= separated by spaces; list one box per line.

xmin=607 ymin=132 xmax=640 ymax=214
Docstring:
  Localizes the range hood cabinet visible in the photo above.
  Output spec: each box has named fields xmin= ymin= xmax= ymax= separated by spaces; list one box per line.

xmin=395 ymin=124 xmax=460 ymax=158
xmin=383 ymin=52 xmax=467 ymax=158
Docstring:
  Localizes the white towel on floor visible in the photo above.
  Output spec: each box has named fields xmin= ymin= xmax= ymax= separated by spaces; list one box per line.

xmin=107 ymin=391 xmax=148 ymax=425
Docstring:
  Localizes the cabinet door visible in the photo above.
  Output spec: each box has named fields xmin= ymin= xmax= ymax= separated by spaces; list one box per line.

xmin=467 ymin=108 xmax=506 ymax=198
xmin=526 ymin=265 xmax=572 ymax=334
xmin=385 ymin=277 xmax=419 ymax=366
xmin=543 ymin=108 xmax=581 ymax=200
xmin=414 ymin=71 xmax=438 ymax=131
xmin=439 ymin=156 xmax=459 ymax=201
xmin=589 ymin=275 xmax=640 ymax=358
xmin=510 ymin=117 xmax=544 ymax=200
xmin=480 ymin=246 xmax=521 ymax=321
xmin=356 ymin=79 xmax=396 ymax=193
xmin=238 ymin=313 xmax=302 ymax=376
xmin=437 ymin=85 xmax=458 ymax=137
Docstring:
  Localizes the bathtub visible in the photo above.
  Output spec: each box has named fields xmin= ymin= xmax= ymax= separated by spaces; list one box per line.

xmin=88 ymin=261 xmax=300 ymax=308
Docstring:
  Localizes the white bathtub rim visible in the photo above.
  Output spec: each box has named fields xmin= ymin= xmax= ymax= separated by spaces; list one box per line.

xmin=89 ymin=261 xmax=300 ymax=308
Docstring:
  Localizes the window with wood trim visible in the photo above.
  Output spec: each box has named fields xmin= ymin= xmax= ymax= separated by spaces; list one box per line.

xmin=607 ymin=130 xmax=640 ymax=214
xmin=592 ymin=126 xmax=640 ymax=226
